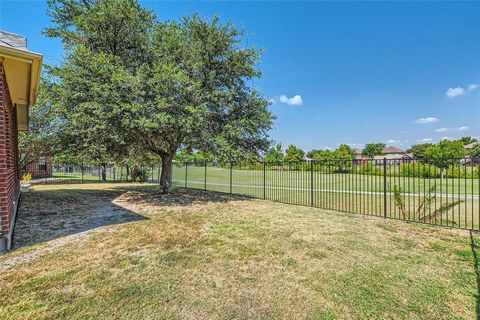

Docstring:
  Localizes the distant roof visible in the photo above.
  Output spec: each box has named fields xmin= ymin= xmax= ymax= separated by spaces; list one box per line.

xmin=383 ymin=146 xmax=406 ymax=154
xmin=465 ymin=142 xmax=479 ymax=149
xmin=354 ymin=148 xmax=362 ymax=155
xmin=0 ymin=30 xmax=27 ymax=50
xmin=373 ymin=154 xmax=412 ymax=160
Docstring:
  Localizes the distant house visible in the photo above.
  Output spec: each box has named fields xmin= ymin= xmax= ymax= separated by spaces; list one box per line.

xmin=355 ymin=146 xmax=412 ymax=165
xmin=22 ymin=156 xmax=53 ymax=178
xmin=465 ymin=142 xmax=479 ymax=150
xmin=464 ymin=142 xmax=479 ymax=165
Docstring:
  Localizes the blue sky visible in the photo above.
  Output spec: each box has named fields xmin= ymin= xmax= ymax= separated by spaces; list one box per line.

xmin=1 ymin=1 xmax=479 ymax=151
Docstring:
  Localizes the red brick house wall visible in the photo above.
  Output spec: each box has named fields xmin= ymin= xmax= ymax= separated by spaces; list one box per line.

xmin=23 ymin=156 xmax=53 ymax=178
xmin=0 ymin=61 xmax=20 ymax=250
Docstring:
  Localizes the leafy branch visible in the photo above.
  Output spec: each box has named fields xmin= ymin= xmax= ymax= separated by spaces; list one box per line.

xmin=393 ymin=185 xmax=463 ymax=223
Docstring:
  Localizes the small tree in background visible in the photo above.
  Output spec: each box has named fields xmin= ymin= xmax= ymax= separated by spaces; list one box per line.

xmin=265 ymin=143 xmax=284 ymax=163
xmin=459 ymin=136 xmax=477 ymax=146
xmin=424 ymin=139 xmax=466 ymax=179
xmin=362 ymin=143 xmax=385 ymax=159
xmin=308 ymin=149 xmax=335 ymax=161
xmin=334 ymin=144 xmax=355 ymax=172
xmin=407 ymin=143 xmax=434 ymax=159
xmin=284 ymin=145 xmax=305 ymax=163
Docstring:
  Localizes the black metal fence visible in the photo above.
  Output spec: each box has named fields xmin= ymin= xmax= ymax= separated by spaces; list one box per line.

xmin=29 ymin=163 xmax=162 ymax=184
xmin=172 ymin=158 xmax=480 ymax=231
xmin=31 ymin=158 xmax=480 ymax=231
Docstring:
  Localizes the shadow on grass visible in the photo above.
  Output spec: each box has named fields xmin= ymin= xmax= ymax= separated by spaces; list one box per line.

xmin=470 ymin=231 xmax=480 ymax=320
xmin=13 ymin=185 xmax=245 ymax=250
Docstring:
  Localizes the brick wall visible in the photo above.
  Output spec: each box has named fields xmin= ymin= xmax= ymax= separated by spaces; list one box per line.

xmin=0 ymin=61 xmax=20 ymax=250
xmin=23 ymin=156 xmax=53 ymax=178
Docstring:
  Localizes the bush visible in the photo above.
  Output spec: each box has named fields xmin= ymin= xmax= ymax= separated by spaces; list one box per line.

xmin=131 ymin=166 xmax=149 ymax=182
xmin=357 ymin=162 xmax=382 ymax=176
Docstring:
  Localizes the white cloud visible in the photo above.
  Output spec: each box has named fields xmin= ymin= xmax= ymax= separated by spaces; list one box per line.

xmin=468 ymin=84 xmax=478 ymax=92
xmin=268 ymin=98 xmax=277 ymax=105
xmin=446 ymin=87 xmax=465 ymax=98
xmin=441 ymin=136 xmax=451 ymax=141
xmin=417 ymin=138 xmax=433 ymax=142
xmin=387 ymin=139 xmax=400 ymax=143
xmin=446 ymin=84 xmax=477 ymax=98
xmin=414 ymin=117 xmax=439 ymax=124
xmin=279 ymin=95 xmax=303 ymax=106
xmin=435 ymin=126 xmax=469 ymax=133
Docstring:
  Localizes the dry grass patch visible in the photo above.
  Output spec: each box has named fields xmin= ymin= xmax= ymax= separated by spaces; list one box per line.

xmin=0 ymin=183 xmax=477 ymax=319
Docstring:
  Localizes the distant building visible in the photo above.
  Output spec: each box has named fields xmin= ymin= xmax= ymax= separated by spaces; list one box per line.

xmin=355 ymin=146 xmax=412 ymax=165
xmin=465 ymin=142 xmax=479 ymax=150
xmin=22 ymin=156 xmax=53 ymax=178
xmin=464 ymin=142 xmax=479 ymax=165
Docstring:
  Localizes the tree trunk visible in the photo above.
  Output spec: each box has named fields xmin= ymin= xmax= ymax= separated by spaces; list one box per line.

xmin=101 ymin=162 xmax=107 ymax=181
xmin=440 ymin=167 xmax=444 ymax=180
xmin=160 ymin=154 xmax=174 ymax=193
xmin=126 ymin=165 xmax=130 ymax=182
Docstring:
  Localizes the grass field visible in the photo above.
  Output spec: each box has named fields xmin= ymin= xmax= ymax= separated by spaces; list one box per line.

xmin=0 ymin=183 xmax=478 ymax=319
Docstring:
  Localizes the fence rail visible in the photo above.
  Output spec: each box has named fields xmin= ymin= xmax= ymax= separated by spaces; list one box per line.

xmin=27 ymin=158 xmax=480 ymax=231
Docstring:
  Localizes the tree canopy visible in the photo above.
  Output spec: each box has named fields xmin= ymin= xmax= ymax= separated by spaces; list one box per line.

xmin=361 ymin=143 xmax=385 ymax=159
xmin=264 ymin=144 xmax=284 ymax=163
xmin=45 ymin=0 xmax=274 ymax=191
xmin=424 ymin=139 xmax=466 ymax=178
xmin=407 ymin=143 xmax=434 ymax=159
xmin=459 ymin=136 xmax=478 ymax=146
xmin=284 ymin=145 xmax=305 ymax=162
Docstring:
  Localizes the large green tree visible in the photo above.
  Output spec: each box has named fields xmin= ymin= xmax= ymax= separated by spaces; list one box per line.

xmin=45 ymin=0 xmax=156 ymax=180
xmin=46 ymin=1 xmax=273 ymax=191
xmin=132 ymin=16 xmax=273 ymax=192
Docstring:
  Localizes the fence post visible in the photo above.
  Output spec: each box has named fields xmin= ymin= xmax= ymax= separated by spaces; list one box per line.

xmin=383 ymin=157 xmax=387 ymax=219
xmin=204 ymin=161 xmax=207 ymax=191
xmin=263 ymin=161 xmax=266 ymax=200
xmin=310 ymin=160 xmax=314 ymax=207
xmin=230 ymin=161 xmax=233 ymax=194
xmin=185 ymin=162 xmax=188 ymax=188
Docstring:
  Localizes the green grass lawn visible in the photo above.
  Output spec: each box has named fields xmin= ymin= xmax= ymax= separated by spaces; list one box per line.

xmin=0 ymin=183 xmax=478 ymax=319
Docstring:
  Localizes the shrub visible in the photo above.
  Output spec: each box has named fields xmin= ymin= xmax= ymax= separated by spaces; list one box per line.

xmin=131 ymin=166 xmax=148 ymax=182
